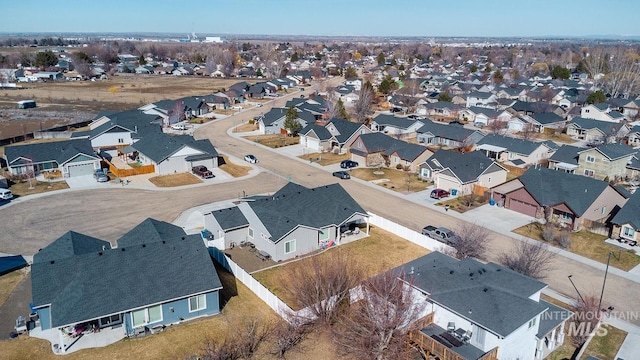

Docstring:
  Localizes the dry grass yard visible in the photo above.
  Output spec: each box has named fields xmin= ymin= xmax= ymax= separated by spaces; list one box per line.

xmin=349 ymin=167 xmax=431 ymax=193
xmin=0 ymin=270 xmax=27 ymax=308
xmin=242 ymin=134 xmax=299 ymax=148
xmin=8 ymin=179 xmax=69 ymax=197
xmin=148 ymin=172 xmax=203 ymax=187
xmin=298 ymin=152 xmax=350 ymax=166
xmin=219 ymin=155 xmax=251 ymax=177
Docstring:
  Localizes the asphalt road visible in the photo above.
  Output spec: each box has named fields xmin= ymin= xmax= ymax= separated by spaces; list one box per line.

xmin=1 ymin=78 xmax=639 ymax=326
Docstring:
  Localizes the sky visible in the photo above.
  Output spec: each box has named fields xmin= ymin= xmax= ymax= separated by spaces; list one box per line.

xmin=2 ymin=0 xmax=639 ymax=38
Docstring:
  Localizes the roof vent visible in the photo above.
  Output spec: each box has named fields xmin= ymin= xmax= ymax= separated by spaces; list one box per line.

xmin=409 ymin=266 xmax=415 ymax=275
xmin=182 ymin=237 xmax=185 ymax=240
xmin=50 ymin=260 xmax=55 ymax=264
xmin=142 ymin=244 xmax=146 ymax=248
xmin=450 ymin=270 xmax=454 ymax=275
xmin=98 ymin=252 xmax=103 ymax=256
xmin=483 ymin=288 xmax=488 ymax=292
xmin=469 ymin=272 xmax=474 ymax=276
xmin=162 ymin=240 xmax=166 ymax=244
xmin=121 ymin=248 xmax=126 ymax=251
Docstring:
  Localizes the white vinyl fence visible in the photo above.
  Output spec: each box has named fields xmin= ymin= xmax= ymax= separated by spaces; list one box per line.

xmin=367 ymin=212 xmax=454 ymax=253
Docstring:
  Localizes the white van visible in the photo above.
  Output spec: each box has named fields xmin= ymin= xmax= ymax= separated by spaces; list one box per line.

xmin=0 ymin=188 xmax=13 ymax=200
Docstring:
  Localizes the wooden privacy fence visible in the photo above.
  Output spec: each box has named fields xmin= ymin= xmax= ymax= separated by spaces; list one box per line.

xmin=104 ymin=159 xmax=155 ymax=178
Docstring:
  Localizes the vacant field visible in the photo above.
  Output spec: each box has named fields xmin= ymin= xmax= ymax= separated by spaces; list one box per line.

xmin=298 ymin=152 xmax=350 ymax=166
xmin=0 ymin=76 xmax=253 ymax=113
xmin=243 ymin=134 xmax=300 ymax=148
xmin=349 ymin=167 xmax=431 ymax=193
xmin=219 ymin=155 xmax=251 ymax=177
xmin=0 ymin=269 xmax=26 ymax=308
xmin=252 ymin=227 xmax=430 ymax=309
xmin=513 ymin=223 xmax=640 ymax=271
xmin=148 ymin=173 xmax=203 ymax=187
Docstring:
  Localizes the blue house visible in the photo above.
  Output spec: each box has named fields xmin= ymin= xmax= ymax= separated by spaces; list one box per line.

xmin=30 ymin=218 xmax=222 ymax=353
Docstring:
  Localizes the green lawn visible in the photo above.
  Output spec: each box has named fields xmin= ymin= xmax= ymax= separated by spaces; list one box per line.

xmin=581 ymin=324 xmax=627 ymax=360
xmin=513 ymin=222 xmax=640 ymax=271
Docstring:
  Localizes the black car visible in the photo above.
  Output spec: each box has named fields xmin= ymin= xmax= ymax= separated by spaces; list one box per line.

xmin=340 ymin=160 xmax=359 ymax=169
xmin=333 ymin=171 xmax=351 ymax=179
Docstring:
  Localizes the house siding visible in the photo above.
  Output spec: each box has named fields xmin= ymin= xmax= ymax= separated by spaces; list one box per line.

xmin=576 ymin=149 xmax=631 ymax=181
xmin=37 ymin=306 xmax=52 ymax=330
xmin=272 ymin=226 xmax=320 ymax=262
xmin=91 ymin=132 xmax=134 ymax=148
xmin=582 ymin=186 xmax=627 ymax=223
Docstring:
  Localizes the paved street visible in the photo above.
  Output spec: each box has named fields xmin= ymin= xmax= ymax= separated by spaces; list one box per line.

xmin=1 ymin=77 xmax=640 ymax=329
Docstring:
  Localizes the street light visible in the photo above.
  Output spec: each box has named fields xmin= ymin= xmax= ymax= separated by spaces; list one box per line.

xmin=567 ymin=275 xmax=586 ymax=305
xmin=598 ymin=251 xmax=616 ymax=313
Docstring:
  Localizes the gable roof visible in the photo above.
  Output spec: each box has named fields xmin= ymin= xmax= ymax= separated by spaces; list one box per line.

xmin=530 ymin=112 xmax=566 ymax=125
xmin=568 ymin=117 xmax=624 ymax=134
xmin=397 ymin=252 xmax=547 ymax=337
xmin=32 ymin=219 xmax=222 ymax=328
xmin=299 ymin=123 xmax=333 ymax=140
xmin=328 ymin=118 xmax=366 ymax=144
xmin=210 ymin=206 xmax=249 ymax=231
xmin=578 ymin=143 xmax=636 ymax=161
xmin=72 ymin=110 xmax=162 ymax=140
xmin=517 ymin=167 xmax=611 ymax=216
xmin=477 ymin=134 xmax=551 ymax=156
xmin=417 ymin=119 xmax=480 ymax=142
xmin=260 ymin=107 xmax=287 ymax=126
xmin=117 ymin=218 xmax=189 ymax=247
xmin=371 ymin=113 xmax=422 ymax=130
xmin=355 ymin=132 xmax=430 ymax=162
xmin=129 ymin=133 xmax=217 ymax=163
xmin=611 ymin=190 xmax=640 ymax=230
xmin=5 ymin=138 xmax=98 ymax=166
xmin=248 ymin=183 xmax=367 ymax=242
xmin=424 ymin=150 xmax=499 ymax=183
xmin=549 ymin=145 xmax=585 ymax=165
xmin=34 ymin=232 xmax=111 ymax=264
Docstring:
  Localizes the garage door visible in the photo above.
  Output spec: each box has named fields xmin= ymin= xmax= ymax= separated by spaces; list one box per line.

xmin=509 ymin=198 xmax=538 ymax=217
xmin=306 ymin=137 xmax=320 ymax=152
xmin=435 ymin=177 xmax=459 ymax=193
xmin=68 ymin=163 xmax=95 ymax=177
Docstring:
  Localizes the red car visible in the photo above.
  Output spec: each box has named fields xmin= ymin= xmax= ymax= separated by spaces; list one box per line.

xmin=430 ymin=189 xmax=450 ymax=199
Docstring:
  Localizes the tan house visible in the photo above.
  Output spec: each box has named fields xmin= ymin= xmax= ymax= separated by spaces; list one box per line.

xmin=576 ymin=143 xmax=637 ymax=181
xmin=350 ymin=132 xmax=432 ymax=172
xmin=476 ymin=134 xmax=556 ymax=168
xmin=491 ymin=167 xmax=629 ymax=231
xmin=611 ymin=191 xmax=640 ymax=244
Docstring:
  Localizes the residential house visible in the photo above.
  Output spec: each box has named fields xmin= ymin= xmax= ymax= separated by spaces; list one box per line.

xmin=4 ymin=138 xmax=100 ymax=178
xmin=476 ymin=134 xmax=555 ymax=168
xmin=547 ymin=145 xmax=585 ymax=174
xmin=626 ymin=126 xmax=640 ymax=148
xmin=566 ymin=117 xmax=630 ymax=144
xmin=527 ymin=113 xmax=568 ymax=133
xmin=30 ymin=218 xmax=222 ymax=352
xmin=257 ymin=107 xmax=313 ymax=135
xmin=417 ymin=120 xmax=485 ymax=148
xmin=298 ymin=118 xmax=371 ymax=153
xmin=465 ymin=91 xmax=497 ymax=108
xmin=203 ymin=183 xmax=369 ymax=262
xmin=419 ymin=150 xmax=507 ymax=195
xmin=123 ymin=133 xmax=218 ymax=175
xmin=491 ymin=167 xmax=628 ymax=230
xmin=581 ymin=103 xmax=626 ymax=123
xmin=370 ymin=114 xmax=424 ymax=139
xmin=625 ymin=156 xmax=640 ymax=180
xmin=576 ymin=143 xmax=637 ymax=181
xmin=609 ymin=98 xmax=640 ymax=119
xmin=333 ymin=84 xmax=360 ymax=104
xmin=495 ymin=86 xmax=528 ymax=100
xmin=350 ymin=132 xmax=433 ymax=171
xmin=459 ymin=107 xmax=512 ymax=127
xmin=400 ymin=252 xmax=572 ymax=360
xmin=417 ymin=102 xmax=463 ymax=119
xmin=71 ymin=110 xmax=161 ymax=151
xmin=611 ymin=190 xmax=640 ymax=243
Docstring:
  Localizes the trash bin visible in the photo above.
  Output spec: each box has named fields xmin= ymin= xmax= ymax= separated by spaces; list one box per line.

xmin=451 ymin=189 xmax=458 ymax=196
xmin=489 ymin=198 xmax=495 ymax=206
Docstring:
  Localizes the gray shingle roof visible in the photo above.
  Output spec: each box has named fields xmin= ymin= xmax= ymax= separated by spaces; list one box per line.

xmin=357 ymin=132 xmax=430 ymax=162
xmin=129 ymin=133 xmax=217 ymax=163
xmin=549 ymin=144 xmax=585 ymax=165
xmin=397 ymin=252 xmax=548 ymax=337
xmin=329 ymin=118 xmax=364 ymax=144
xmin=477 ymin=134 xmax=550 ymax=156
xmin=518 ymin=167 xmax=610 ymax=216
xmin=579 ymin=143 xmax=636 ymax=161
xmin=611 ymin=190 xmax=640 ymax=230
xmin=299 ymin=124 xmax=332 ymax=140
xmin=417 ymin=120 xmax=479 ymax=142
xmin=537 ymin=300 xmax=573 ymax=338
xmin=211 ymin=206 xmax=249 ymax=231
xmin=5 ymin=138 xmax=98 ymax=166
xmin=530 ymin=112 xmax=565 ymax=125
xmin=569 ymin=117 xmax=623 ymax=134
xmin=260 ymin=108 xmax=287 ymax=126
xmin=424 ymin=150 xmax=496 ymax=183
xmin=34 ymin=232 xmax=111 ymax=264
xmin=117 ymin=218 xmax=189 ymax=247
xmin=248 ymin=183 xmax=367 ymax=242
xmin=372 ymin=114 xmax=420 ymax=130
xmin=71 ymin=110 xmax=162 ymax=140
xmin=32 ymin=219 xmax=221 ymax=328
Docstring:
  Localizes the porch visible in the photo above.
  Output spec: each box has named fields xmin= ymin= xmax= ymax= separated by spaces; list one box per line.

xmin=29 ymin=322 xmax=126 ymax=354
xmin=408 ymin=320 xmax=498 ymax=360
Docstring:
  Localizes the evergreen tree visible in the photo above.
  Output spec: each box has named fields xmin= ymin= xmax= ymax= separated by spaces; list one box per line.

xmin=35 ymin=50 xmax=58 ymax=69
xmin=587 ymin=90 xmax=606 ymax=104
xmin=377 ymin=52 xmax=386 ymax=66
xmin=438 ymin=92 xmax=452 ymax=102
xmin=336 ymin=98 xmax=349 ymax=120
xmin=284 ymin=105 xmax=302 ymax=135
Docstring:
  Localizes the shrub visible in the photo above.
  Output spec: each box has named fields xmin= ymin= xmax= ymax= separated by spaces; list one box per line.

xmin=557 ymin=232 xmax=571 ymax=248
xmin=395 ymin=164 xmax=403 ymax=170
xmin=542 ymin=225 xmax=556 ymax=242
xmin=249 ymin=119 xmax=255 ymax=124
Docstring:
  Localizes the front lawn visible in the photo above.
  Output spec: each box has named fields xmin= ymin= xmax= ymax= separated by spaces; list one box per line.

xmin=349 ymin=168 xmax=431 ymax=193
xmin=242 ymin=134 xmax=299 ymax=148
xmin=219 ymin=155 xmax=251 ymax=177
xmin=513 ymin=222 xmax=640 ymax=271
xmin=252 ymin=227 xmax=430 ymax=310
xmin=9 ymin=180 xmax=69 ymax=197
xmin=436 ymin=194 xmax=488 ymax=213
xmin=148 ymin=173 xmax=203 ymax=187
xmin=233 ymin=122 xmax=259 ymax=133
xmin=298 ymin=152 xmax=350 ymax=166
xmin=582 ymin=323 xmax=627 ymax=360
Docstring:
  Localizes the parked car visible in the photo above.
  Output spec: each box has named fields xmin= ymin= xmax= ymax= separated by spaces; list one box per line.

xmin=0 ymin=188 xmax=13 ymax=200
xmin=171 ymin=123 xmax=186 ymax=131
xmin=93 ymin=169 xmax=109 ymax=183
xmin=474 ymin=122 xmax=485 ymax=128
xmin=430 ymin=188 xmax=450 ymax=199
xmin=422 ymin=226 xmax=461 ymax=245
xmin=192 ymin=166 xmax=214 ymax=179
xmin=244 ymin=154 xmax=258 ymax=163
xmin=333 ymin=171 xmax=351 ymax=179
xmin=340 ymin=160 xmax=359 ymax=169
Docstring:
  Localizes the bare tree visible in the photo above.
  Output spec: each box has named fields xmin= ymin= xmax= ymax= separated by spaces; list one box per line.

xmin=270 ymin=319 xmax=310 ymax=359
xmin=487 ymin=119 xmax=508 ymax=135
xmin=353 ymin=83 xmax=375 ymax=124
xmin=448 ymin=222 xmax=489 ymax=260
xmin=499 ymin=239 xmax=556 ymax=280
xmin=520 ymin=122 xmax=537 ymax=141
xmin=331 ymin=269 xmax=424 ymax=360
xmin=570 ymin=294 xmax=601 ymax=348
xmin=602 ymin=47 xmax=640 ymax=98
xmin=286 ymin=252 xmax=363 ymax=325
xmin=167 ymin=100 xmax=186 ymax=126
xmin=234 ymin=318 xmax=272 ymax=359
xmin=201 ymin=337 xmax=240 ymax=360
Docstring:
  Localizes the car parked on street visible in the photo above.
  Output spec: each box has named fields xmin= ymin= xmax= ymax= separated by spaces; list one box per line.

xmin=244 ymin=154 xmax=258 ymax=163
xmin=192 ymin=166 xmax=214 ymax=179
xmin=422 ymin=225 xmax=461 ymax=245
xmin=430 ymin=188 xmax=450 ymax=199
xmin=340 ymin=160 xmax=359 ymax=169
xmin=0 ymin=188 xmax=13 ymax=200
xmin=93 ymin=169 xmax=109 ymax=183
xmin=332 ymin=171 xmax=351 ymax=179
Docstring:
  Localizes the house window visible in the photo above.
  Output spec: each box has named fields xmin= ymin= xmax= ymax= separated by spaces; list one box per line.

xmin=99 ymin=314 xmax=122 ymax=327
xmin=560 ymin=212 xmax=572 ymax=220
xmin=118 ymin=138 xmax=124 ymax=144
xmin=623 ymin=227 xmax=635 ymax=238
xmin=285 ymin=240 xmax=296 ymax=254
xmin=421 ymin=168 xmax=431 ymax=178
xmin=601 ymin=206 xmax=607 ymax=215
xmin=586 ymin=155 xmax=596 ymax=163
xmin=584 ymin=169 xmax=594 ymax=177
xmin=487 ymin=177 xmax=492 ymax=183
xmin=529 ymin=317 xmax=537 ymax=328
xmin=394 ymin=156 xmax=399 ymax=164
xmin=319 ymin=230 xmax=330 ymax=241
xmin=189 ymin=294 xmax=206 ymax=312
xmin=248 ymin=227 xmax=254 ymax=239
xmin=131 ymin=304 xmax=162 ymax=328
xmin=509 ymin=152 xmax=515 ymax=159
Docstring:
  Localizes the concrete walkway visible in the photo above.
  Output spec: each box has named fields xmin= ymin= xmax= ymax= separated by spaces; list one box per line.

xmin=0 ymin=269 xmax=32 ymax=340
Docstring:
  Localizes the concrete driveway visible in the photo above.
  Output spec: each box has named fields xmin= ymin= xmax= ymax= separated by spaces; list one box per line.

xmin=65 ymin=175 xmax=110 ymax=189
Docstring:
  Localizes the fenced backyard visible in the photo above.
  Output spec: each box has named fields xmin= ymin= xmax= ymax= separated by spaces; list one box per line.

xmin=104 ymin=159 xmax=155 ymax=178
